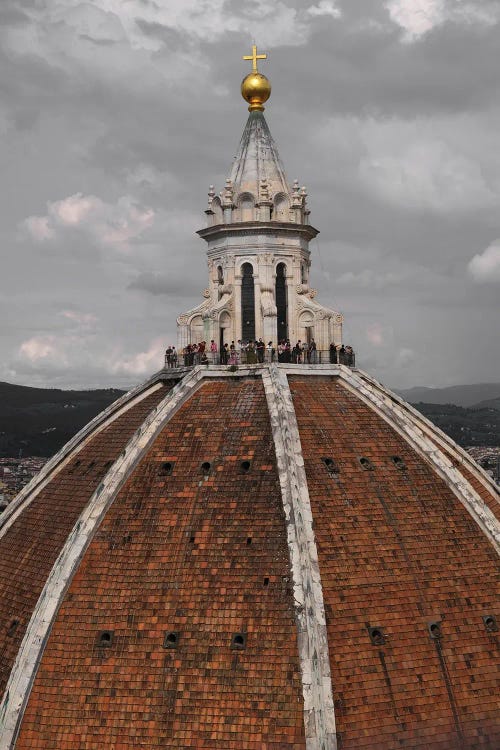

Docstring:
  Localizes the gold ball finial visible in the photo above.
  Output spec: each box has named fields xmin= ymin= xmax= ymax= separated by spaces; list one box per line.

xmin=241 ymin=72 xmax=271 ymax=112
xmin=242 ymin=44 xmax=271 ymax=111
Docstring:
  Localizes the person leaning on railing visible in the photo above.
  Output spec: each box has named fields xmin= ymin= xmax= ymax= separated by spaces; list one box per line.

xmin=209 ymin=339 xmax=218 ymax=362
xmin=327 ymin=342 xmax=355 ymax=366
xmin=170 ymin=339 xmax=355 ymax=368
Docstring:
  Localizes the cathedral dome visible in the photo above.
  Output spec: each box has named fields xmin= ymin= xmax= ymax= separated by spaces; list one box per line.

xmin=1 ymin=49 xmax=499 ymax=750
xmin=0 ymin=365 xmax=499 ymax=750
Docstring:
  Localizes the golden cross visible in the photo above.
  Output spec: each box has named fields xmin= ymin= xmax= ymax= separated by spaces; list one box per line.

xmin=243 ymin=44 xmax=267 ymax=74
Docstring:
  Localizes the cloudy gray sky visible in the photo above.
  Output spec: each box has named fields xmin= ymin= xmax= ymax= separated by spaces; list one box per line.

xmin=1 ymin=0 xmax=499 ymax=390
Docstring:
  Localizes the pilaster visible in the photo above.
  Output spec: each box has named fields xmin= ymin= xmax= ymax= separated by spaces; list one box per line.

xmin=286 ymin=272 xmax=297 ymax=342
xmin=254 ymin=276 xmax=263 ymax=341
xmin=234 ymin=273 xmax=243 ymax=342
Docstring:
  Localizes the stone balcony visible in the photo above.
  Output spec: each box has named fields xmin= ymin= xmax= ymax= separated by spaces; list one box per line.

xmin=164 ymin=349 xmax=356 ymax=369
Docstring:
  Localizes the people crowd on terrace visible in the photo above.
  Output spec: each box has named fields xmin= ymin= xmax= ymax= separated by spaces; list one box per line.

xmin=165 ymin=340 xmax=355 ymax=368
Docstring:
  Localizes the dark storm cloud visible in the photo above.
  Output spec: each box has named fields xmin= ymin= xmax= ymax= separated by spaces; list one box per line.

xmin=78 ymin=34 xmax=118 ymax=47
xmin=0 ymin=7 xmax=31 ymax=25
xmin=0 ymin=0 xmax=499 ymax=389
xmin=282 ymin=21 xmax=500 ymax=117
xmin=133 ymin=19 xmax=187 ymax=48
xmin=128 ymin=271 xmax=201 ymax=297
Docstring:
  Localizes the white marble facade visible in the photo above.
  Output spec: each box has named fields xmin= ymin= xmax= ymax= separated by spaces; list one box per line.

xmin=177 ymin=111 xmax=343 ymax=351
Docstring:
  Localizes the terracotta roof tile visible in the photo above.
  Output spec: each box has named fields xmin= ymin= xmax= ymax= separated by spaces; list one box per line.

xmin=16 ymin=379 xmax=305 ymax=749
xmin=0 ymin=384 xmax=173 ymax=697
xmin=3 ymin=370 xmax=499 ymax=748
xmin=290 ymin=375 xmax=500 ymax=750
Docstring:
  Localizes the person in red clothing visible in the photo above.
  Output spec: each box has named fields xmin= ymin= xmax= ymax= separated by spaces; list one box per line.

xmin=209 ymin=339 xmax=218 ymax=363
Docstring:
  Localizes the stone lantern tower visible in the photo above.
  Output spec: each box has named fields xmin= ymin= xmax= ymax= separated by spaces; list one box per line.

xmin=177 ymin=46 xmax=343 ymax=352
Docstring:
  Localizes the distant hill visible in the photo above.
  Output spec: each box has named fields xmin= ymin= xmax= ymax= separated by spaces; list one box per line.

xmin=0 ymin=382 xmax=125 ymax=457
xmin=1 ymin=380 xmax=499 ymax=458
xmin=473 ymin=396 xmax=500 ymax=411
xmin=411 ymin=402 xmax=500 ymax=448
xmin=396 ymin=383 xmax=500 ymax=408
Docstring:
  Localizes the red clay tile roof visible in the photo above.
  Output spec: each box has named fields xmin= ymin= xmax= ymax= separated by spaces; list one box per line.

xmin=1 ymin=368 xmax=499 ymax=749
xmin=15 ymin=379 xmax=305 ymax=749
xmin=0 ymin=383 xmax=172 ymax=698
xmin=433 ymin=441 xmax=500 ymax=525
xmin=290 ymin=376 xmax=500 ymax=750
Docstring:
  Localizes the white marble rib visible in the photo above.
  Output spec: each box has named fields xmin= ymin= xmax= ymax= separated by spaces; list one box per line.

xmin=0 ymin=368 xmax=205 ymax=748
xmin=263 ymin=365 xmax=337 ymax=750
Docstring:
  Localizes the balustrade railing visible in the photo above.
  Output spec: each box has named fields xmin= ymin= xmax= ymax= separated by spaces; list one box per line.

xmin=164 ymin=349 xmax=355 ymax=369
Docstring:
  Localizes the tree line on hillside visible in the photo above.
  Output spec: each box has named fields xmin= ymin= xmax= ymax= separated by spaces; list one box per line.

xmin=0 ymin=381 xmax=499 ymax=458
xmin=0 ymin=382 xmax=124 ymax=458
xmin=412 ymin=402 xmax=500 ymax=448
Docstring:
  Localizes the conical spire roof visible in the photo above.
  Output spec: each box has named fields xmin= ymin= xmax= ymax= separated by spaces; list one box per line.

xmin=228 ymin=111 xmax=291 ymax=203
xmin=203 ymin=51 xmax=310 ymax=227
